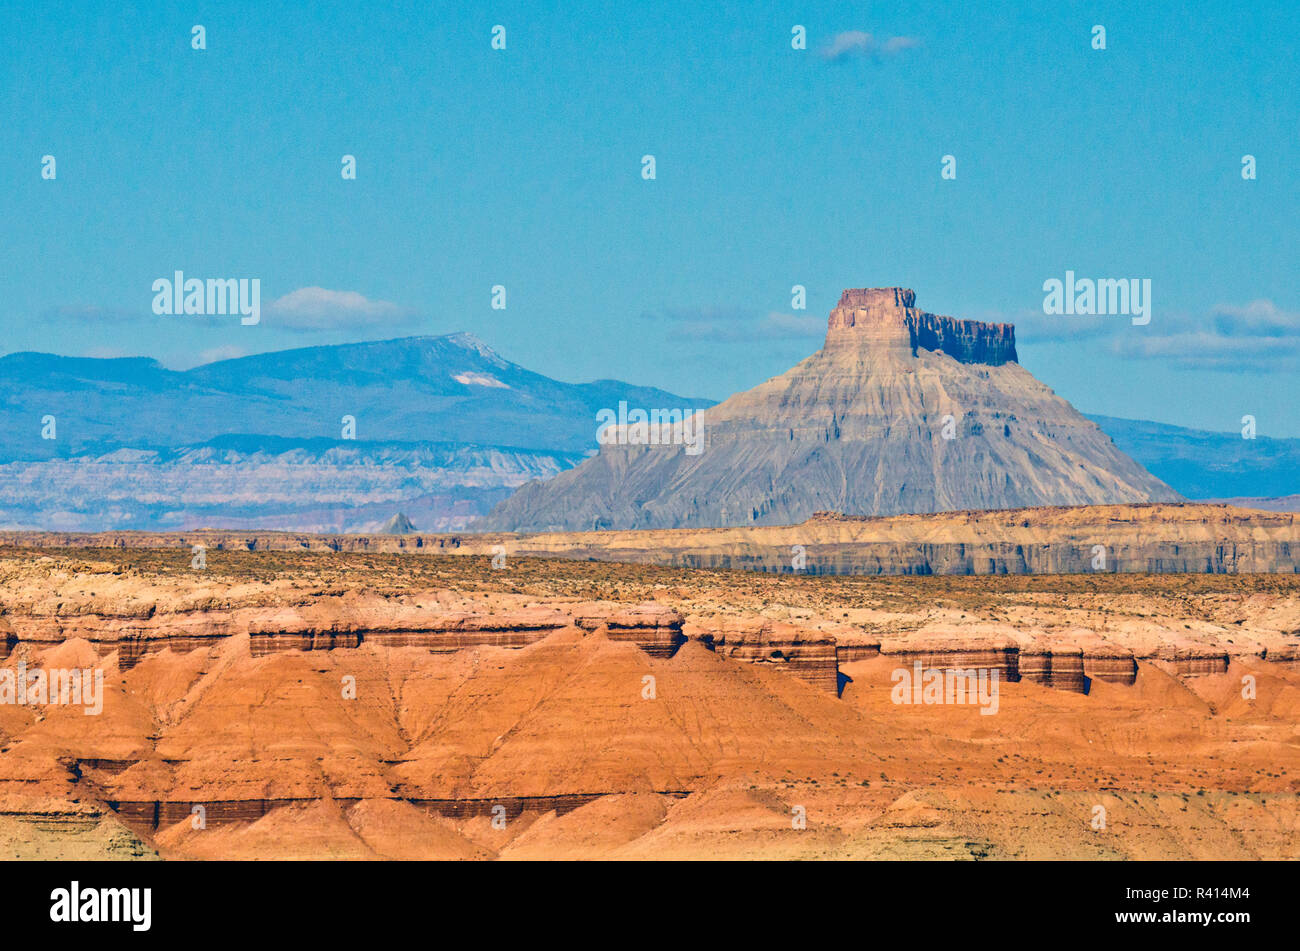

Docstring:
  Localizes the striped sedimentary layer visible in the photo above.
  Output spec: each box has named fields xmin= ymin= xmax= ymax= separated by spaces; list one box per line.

xmin=7 ymin=502 xmax=1296 ymax=575
xmin=0 ymin=599 xmax=687 ymax=670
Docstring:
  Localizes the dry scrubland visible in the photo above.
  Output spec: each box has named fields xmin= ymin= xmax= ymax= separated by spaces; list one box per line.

xmin=0 ymin=546 xmax=1296 ymax=860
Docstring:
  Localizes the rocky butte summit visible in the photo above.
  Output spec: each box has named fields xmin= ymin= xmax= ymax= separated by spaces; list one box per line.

xmin=478 ymin=287 xmax=1182 ymax=532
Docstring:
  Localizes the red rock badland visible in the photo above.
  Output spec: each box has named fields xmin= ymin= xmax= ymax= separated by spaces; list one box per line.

xmin=0 ymin=544 xmax=1296 ymax=860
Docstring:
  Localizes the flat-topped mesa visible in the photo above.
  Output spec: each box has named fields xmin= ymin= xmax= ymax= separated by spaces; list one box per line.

xmin=825 ymin=287 xmax=1017 ymax=365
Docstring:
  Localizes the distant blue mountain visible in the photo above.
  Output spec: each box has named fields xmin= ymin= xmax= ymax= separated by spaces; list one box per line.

xmin=1 ymin=334 xmax=1293 ymax=532
xmin=1086 ymin=414 xmax=1300 ymax=500
xmin=0 ymin=333 xmax=713 ymax=461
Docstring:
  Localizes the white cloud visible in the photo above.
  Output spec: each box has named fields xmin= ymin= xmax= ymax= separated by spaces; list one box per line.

xmin=882 ymin=36 xmax=922 ymax=53
xmin=823 ymin=31 xmax=873 ymax=59
xmin=821 ymin=31 xmax=921 ymax=61
xmin=1015 ymin=298 xmax=1300 ymax=371
xmin=267 ymin=287 xmax=415 ymax=331
xmin=1106 ymin=300 xmax=1300 ymax=370
xmin=1209 ymin=299 xmax=1300 ymax=338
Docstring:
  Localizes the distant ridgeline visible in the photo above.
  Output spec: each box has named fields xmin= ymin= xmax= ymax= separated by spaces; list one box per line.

xmin=0 ymin=334 xmax=709 ymax=532
xmin=0 ymin=321 xmax=1292 ymax=534
xmin=1084 ymin=415 xmax=1300 ymax=503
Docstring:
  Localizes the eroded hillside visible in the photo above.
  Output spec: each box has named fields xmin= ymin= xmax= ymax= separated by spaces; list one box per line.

xmin=0 ymin=548 xmax=1296 ymax=859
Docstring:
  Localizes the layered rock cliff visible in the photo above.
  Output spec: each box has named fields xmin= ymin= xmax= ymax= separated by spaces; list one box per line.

xmin=447 ymin=502 xmax=1300 ymax=575
xmin=827 ymin=288 xmax=1017 ymax=365
xmin=6 ymin=501 xmax=1297 ymax=575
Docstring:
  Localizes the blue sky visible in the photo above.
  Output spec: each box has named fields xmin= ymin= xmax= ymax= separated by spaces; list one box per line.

xmin=2 ymin=0 xmax=1297 ymax=433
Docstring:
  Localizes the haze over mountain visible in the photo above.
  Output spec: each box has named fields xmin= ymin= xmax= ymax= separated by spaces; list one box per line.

xmin=0 ymin=333 xmax=703 ymax=459
xmin=480 ymin=288 xmax=1183 ymax=532
xmin=0 ymin=334 xmax=710 ymax=532
xmin=1084 ymin=414 xmax=1300 ymax=503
